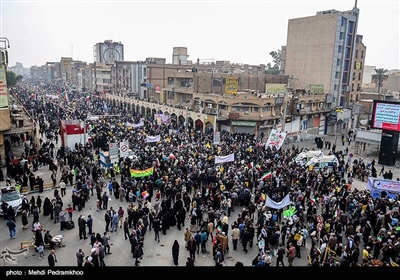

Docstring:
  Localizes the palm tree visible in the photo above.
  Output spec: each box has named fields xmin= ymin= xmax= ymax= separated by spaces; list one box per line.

xmin=371 ymin=68 xmax=389 ymax=100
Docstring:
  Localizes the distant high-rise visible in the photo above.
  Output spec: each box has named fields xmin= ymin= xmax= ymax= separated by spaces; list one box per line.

xmin=172 ymin=47 xmax=189 ymax=65
xmin=281 ymin=6 xmax=359 ymax=108
xmin=93 ymin=40 xmax=124 ymax=64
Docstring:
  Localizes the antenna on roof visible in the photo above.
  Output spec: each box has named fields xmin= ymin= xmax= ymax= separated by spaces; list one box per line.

xmin=355 ymin=0 xmax=357 ymax=7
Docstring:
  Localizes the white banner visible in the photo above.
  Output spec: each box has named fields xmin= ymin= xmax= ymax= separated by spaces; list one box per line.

xmin=264 ymin=194 xmax=291 ymax=209
xmin=146 ymin=135 xmax=160 ymax=143
xmin=132 ymin=121 xmax=144 ymax=128
xmin=215 ymin=153 xmax=235 ymax=164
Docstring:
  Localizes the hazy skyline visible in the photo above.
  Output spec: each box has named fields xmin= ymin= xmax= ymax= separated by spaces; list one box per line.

xmin=1 ymin=0 xmax=399 ymax=70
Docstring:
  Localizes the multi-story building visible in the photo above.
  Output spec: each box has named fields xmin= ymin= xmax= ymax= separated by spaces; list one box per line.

xmin=94 ymin=40 xmax=124 ymax=64
xmin=349 ymin=35 xmax=366 ymax=104
xmin=88 ymin=62 xmax=112 ymax=92
xmin=281 ymin=6 xmax=360 ymax=109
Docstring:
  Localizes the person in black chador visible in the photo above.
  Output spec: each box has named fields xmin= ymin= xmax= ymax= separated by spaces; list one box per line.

xmin=43 ymin=197 xmax=52 ymax=216
xmin=172 ymin=240 xmax=180 ymax=266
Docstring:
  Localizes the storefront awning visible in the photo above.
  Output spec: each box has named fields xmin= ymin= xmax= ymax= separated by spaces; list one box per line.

xmin=231 ymin=121 xmax=257 ymax=127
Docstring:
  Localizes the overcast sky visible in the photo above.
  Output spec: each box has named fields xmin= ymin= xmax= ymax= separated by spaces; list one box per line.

xmin=1 ymin=0 xmax=399 ymax=70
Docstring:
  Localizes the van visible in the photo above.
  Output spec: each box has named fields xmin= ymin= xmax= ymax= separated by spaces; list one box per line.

xmin=294 ymin=150 xmax=324 ymax=165
xmin=306 ymin=155 xmax=338 ymax=172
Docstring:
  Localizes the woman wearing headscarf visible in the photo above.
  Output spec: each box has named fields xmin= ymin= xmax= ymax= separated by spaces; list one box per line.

xmin=34 ymin=228 xmax=44 ymax=249
xmin=172 ymin=240 xmax=180 ymax=266
xmin=43 ymin=197 xmax=52 ymax=216
xmin=21 ymin=210 xmax=29 ymax=229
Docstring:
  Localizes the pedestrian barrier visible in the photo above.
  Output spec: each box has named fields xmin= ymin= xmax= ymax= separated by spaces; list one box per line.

xmin=20 ymin=240 xmax=34 ymax=249
xmin=20 ymin=182 xmax=54 ymax=194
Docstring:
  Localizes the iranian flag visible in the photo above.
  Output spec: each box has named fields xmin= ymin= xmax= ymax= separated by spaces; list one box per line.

xmin=85 ymin=93 xmax=90 ymax=101
xmin=248 ymin=162 xmax=254 ymax=169
xmin=261 ymin=171 xmax=272 ymax=180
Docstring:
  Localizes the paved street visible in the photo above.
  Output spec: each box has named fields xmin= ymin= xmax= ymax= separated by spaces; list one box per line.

xmin=0 ymin=132 xmax=397 ymax=267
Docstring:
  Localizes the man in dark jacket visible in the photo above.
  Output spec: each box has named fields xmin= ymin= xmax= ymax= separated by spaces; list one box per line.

xmin=78 ymin=215 xmax=87 ymax=240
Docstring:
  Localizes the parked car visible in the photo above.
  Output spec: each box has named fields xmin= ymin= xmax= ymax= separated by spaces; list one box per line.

xmin=0 ymin=186 xmax=23 ymax=216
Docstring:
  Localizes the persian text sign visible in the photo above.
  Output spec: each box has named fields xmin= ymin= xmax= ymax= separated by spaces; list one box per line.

xmin=0 ymin=64 xmax=9 ymax=109
xmin=265 ymin=84 xmax=286 ymax=94
xmin=225 ymin=77 xmax=239 ymax=94
xmin=367 ymin=177 xmax=400 ymax=199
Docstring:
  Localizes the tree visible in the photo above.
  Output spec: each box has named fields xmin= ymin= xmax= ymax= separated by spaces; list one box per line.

xmin=6 ymin=70 xmax=23 ymax=88
xmin=266 ymin=50 xmax=281 ymax=75
xmin=371 ymin=68 xmax=389 ymax=100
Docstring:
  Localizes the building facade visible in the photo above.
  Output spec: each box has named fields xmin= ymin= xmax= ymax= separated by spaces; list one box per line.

xmin=281 ymin=6 xmax=360 ymax=108
xmin=94 ymin=40 xmax=124 ymax=64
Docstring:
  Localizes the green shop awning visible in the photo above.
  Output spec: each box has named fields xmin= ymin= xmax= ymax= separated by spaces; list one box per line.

xmin=231 ymin=121 xmax=257 ymax=127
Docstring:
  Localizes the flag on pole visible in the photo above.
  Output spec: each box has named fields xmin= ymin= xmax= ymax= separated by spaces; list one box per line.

xmin=248 ymin=162 xmax=254 ymax=169
xmin=85 ymin=93 xmax=90 ymax=101
xmin=261 ymin=171 xmax=272 ymax=180
xmin=155 ymin=158 xmax=160 ymax=168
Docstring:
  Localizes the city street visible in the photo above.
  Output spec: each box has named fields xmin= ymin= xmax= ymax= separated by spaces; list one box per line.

xmin=0 ymin=132 xmax=396 ymax=267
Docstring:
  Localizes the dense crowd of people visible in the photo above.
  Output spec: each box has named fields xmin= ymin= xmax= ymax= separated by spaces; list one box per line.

xmin=2 ymin=80 xmax=400 ymax=267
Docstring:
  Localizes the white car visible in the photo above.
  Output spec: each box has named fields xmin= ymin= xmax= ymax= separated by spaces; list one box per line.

xmin=0 ymin=186 xmax=23 ymax=216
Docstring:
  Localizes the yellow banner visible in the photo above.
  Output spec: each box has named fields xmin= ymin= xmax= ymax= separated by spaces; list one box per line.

xmin=0 ymin=64 xmax=9 ymax=109
xmin=265 ymin=83 xmax=286 ymax=94
xmin=225 ymin=77 xmax=238 ymax=94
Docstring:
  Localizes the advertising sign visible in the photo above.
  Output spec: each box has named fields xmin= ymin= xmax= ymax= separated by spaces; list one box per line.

xmin=0 ymin=64 xmax=9 ymax=109
xmin=371 ymin=100 xmax=400 ymax=132
xmin=310 ymin=84 xmax=324 ymax=94
xmin=367 ymin=177 xmax=400 ymax=199
xmin=225 ymin=77 xmax=239 ymax=94
xmin=265 ymin=84 xmax=286 ymax=94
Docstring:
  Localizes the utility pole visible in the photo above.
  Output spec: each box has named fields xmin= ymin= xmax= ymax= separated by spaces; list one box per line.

xmin=281 ymin=76 xmax=296 ymax=132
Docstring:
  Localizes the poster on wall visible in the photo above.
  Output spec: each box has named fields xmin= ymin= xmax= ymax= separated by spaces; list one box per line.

xmin=265 ymin=129 xmax=287 ymax=150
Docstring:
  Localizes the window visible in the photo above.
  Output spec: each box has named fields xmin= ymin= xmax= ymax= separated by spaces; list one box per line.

xmin=340 ymin=32 xmax=343 ymax=40
xmin=351 ymin=83 xmax=354 ymax=91
xmin=354 ymin=61 xmax=357 ymax=69
xmin=353 ymin=72 xmax=356 ymax=80
xmin=344 ymin=60 xmax=349 ymax=71
xmin=262 ymin=106 xmax=270 ymax=112
xmin=355 ymin=49 xmax=358 ymax=58
xmin=254 ymin=107 xmax=259 ymax=112
xmin=346 ymin=34 xmax=352 ymax=47
xmin=213 ymin=78 xmax=222 ymax=87
xmin=143 ymin=68 xmax=146 ymax=76
xmin=337 ymin=59 xmax=340 ymax=66
xmin=334 ymin=84 xmax=337 ymax=91
xmin=338 ymin=46 xmax=342 ymax=53
xmin=360 ymin=62 xmax=363 ymax=69
xmin=335 ymin=72 xmax=339 ymax=79
xmin=345 ymin=47 xmax=351 ymax=59
xmin=168 ymin=77 xmax=174 ymax=85
xmin=341 ymin=18 xmax=345 ymax=26
xmin=358 ymin=73 xmax=361 ymax=81
xmin=348 ymin=21 xmax=354 ymax=33
xmin=361 ymin=50 xmax=364 ymax=58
